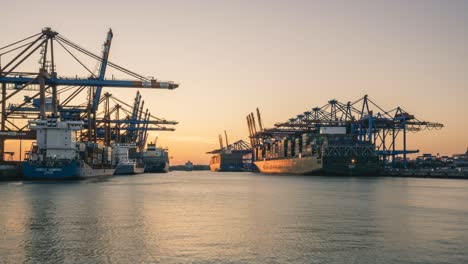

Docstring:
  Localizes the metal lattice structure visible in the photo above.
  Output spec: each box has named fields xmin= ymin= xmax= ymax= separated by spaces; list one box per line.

xmin=207 ymin=131 xmax=251 ymax=155
xmin=0 ymin=27 xmax=178 ymax=160
xmin=247 ymin=95 xmax=443 ymax=167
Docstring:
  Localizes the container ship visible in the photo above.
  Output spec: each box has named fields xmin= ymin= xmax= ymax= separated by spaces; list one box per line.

xmin=247 ymin=106 xmax=381 ymax=176
xmin=22 ymin=116 xmax=115 ymax=180
xmin=252 ymin=127 xmax=380 ymax=175
xmin=113 ymin=143 xmax=145 ymax=175
xmin=142 ymin=141 xmax=169 ymax=173
xmin=207 ymin=133 xmax=252 ymax=172
xmin=209 ymin=150 xmax=247 ymax=172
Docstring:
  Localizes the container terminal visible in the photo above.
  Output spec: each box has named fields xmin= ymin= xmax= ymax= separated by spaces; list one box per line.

xmin=0 ymin=27 xmax=178 ymax=179
xmin=1 ymin=28 xmax=466 ymax=180
xmin=245 ymin=95 xmax=465 ymax=177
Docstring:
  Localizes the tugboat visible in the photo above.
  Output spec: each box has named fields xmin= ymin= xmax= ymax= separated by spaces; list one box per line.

xmin=22 ymin=115 xmax=115 ymax=180
xmin=142 ymin=141 xmax=169 ymax=173
xmin=113 ymin=143 xmax=145 ymax=175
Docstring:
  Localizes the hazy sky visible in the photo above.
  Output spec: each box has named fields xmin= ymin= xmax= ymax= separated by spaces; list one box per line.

xmin=1 ymin=0 xmax=467 ymax=164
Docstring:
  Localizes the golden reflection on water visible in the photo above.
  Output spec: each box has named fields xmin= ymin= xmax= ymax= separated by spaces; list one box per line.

xmin=1 ymin=173 xmax=468 ymax=263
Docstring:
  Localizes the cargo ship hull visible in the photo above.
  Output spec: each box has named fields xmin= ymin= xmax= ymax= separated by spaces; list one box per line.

xmin=323 ymin=157 xmax=381 ymax=176
xmin=209 ymin=152 xmax=246 ymax=172
xmin=254 ymin=156 xmax=322 ymax=175
xmin=0 ymin=162 xmax=22 ymax=180
xmin=22 ymin=160 xmax=114 ymax=180
xmin=209 ymin=162 xmax=244 ymax=172
xmin=144 ymin=161 xmax=169 ymax=173
xmin=114 ymin=162 xmax=145 ymax=175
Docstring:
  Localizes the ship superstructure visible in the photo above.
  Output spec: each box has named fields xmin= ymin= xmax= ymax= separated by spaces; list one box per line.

xmin=22 ymin=115 xmax=115 ymax=179
xmin=252 ymin=127 xmax=379 ymax=175
xmin=113 ymin=143 xmax=145 ymax=175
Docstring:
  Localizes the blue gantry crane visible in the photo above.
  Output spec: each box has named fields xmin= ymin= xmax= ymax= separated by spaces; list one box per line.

xmin=249 ymin=95 xmax=443 ymax=168
xmin=95 ymin=91 xmax=177 ymax=150
xmin=0 ymin=27 xmax=178 ymax=160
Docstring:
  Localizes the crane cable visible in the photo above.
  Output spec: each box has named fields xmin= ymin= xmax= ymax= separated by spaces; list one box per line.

xmin=0 ymin=32 xmax=42 ymax=51
xmin=56 ymin=35 xmax=152 ymax=82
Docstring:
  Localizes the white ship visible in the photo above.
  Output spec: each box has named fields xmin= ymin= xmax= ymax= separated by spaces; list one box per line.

xmin=22 ymin=115 xmax=115 ymax=180
xmin=113 ymin=143 xmax=145 ymax=175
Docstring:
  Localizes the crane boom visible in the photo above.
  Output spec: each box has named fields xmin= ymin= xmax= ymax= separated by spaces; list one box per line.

xmin=219 ymin=134 xmax=224 ymax=149
xmin=256 ymin=108 xmax=263 ymax=132
xmin=0 ymin=76 xmax=178 ymax=89
xmin=224 ymin=130 xmax=229 ymax=147
xmin=92 ymin=29 xmax=113 ymax=112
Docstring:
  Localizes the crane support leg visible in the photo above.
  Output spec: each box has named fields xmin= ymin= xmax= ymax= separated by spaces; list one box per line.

xmin=403 ymin=122 xmax=407 ymax=168
xmin=38 ymin=70 xmax=46 ymax=120
xmin=0 ymin=82 xmax=5 ymax=161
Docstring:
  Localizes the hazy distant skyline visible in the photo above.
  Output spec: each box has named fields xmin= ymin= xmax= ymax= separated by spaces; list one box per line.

xmin=1 ymin=0 xmax=467 ymax=164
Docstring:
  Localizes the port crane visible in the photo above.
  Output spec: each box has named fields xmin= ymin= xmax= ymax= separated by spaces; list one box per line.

xmin=207 ymin=139 xmax=251 ymax=155
xmin=247 ymin=95 xmax=443 ymax=167
xmin=208 ymin=131 xmax=251 ymax=154
xmin=90 ymin=91 xmax=177 ymax=148
xmin=207 ymin=133 xmax=253 ymax=171
xmin=0 ymin=27 xmax=178 ymax=160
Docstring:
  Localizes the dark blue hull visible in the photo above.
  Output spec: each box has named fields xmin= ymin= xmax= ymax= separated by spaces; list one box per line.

xmin=0 ymin=162 xmax=22 ymax=181
xmin=114 ymin=163 xmax=145 ymax=175
xmin=210 ymin=162 xmax=244 ymax=172
xmin=144 ymin=162 xmax=169 ymax=173
xmin=220 ymin=163 xmax=244 ymax=171
xmin=22 ymin=160 xmax=80 ymax=180
xmin=22 ymin=160 xmax=115 ymax=180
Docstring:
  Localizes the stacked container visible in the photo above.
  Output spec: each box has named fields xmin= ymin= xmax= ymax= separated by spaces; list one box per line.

xmin=283 ymin=138 xmax=289 ymax=157
xmin=290 ymin=138 xmax=296 ymax=157
xmin=103 ymin=147 xmax=112 ymax=164
xmin=294 ymin=137 xmax=302 ymax=157
xmin=278 ymin=140 xmax=284 ymax=158
xmin=302 ymin=133 xmax=313 ymax=156
xmin=272 ymin=142 xmax=278 ymax=159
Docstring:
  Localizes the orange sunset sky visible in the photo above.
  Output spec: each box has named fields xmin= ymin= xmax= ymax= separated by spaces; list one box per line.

xmin=1 ymin=0 xmax=467 ymax=165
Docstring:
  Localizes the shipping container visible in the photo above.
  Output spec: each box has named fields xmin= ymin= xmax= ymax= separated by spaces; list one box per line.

xmin=320 ymin=127 xmax=346 ymax=135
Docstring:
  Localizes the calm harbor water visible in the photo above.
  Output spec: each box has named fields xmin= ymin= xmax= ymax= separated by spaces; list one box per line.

xmin=1 ymin=172 xmax=468 ymax=264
